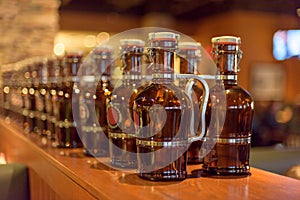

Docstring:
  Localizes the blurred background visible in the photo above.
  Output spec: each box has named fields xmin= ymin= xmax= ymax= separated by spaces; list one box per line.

xmin=1 ymin=0 xmax=300 ymax=148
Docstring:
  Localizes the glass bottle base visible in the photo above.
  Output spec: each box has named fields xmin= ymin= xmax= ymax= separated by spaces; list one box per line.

xmin=202 ymin=165 xmax=251 ymax=177
xmin=111 ymin=159 xmax=137 ymax=169
xmin=187 ymin=140 xmax=204 ymax=165
xmin=138 ymin=170 xmax=187 ymax=181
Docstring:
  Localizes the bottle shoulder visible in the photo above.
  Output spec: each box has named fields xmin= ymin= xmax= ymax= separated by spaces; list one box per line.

xmin=210 ymin=84 xmax=253 ymax=108
xmin=224 ymin=86 xmax=254 ymax=110
xmin=134 ymin=83 xmax=190 ymax=107
xmin=225 ymin=85 xmax=253 ymax=99
xmin=106 ymin=85 xmax=144 ymax=108
xmin=211 ymin=84 xmax=252 ymax=97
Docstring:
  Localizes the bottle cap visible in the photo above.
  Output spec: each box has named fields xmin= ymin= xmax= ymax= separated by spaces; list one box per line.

xmin=93 ymin=45 xmax=114 ymax=54
xmin=148 ymin=32 xmax=180 ymax=41
xmin=120 ymin=39 xmax=145 ymax=47
xmin=178 ymin=42 xmax=201 ymax=50
xmin=211 ymin=36 xmax=241 ymax=45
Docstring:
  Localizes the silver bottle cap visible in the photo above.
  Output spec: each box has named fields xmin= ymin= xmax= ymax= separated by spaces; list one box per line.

xmin=178 ymin=42 xmax=201 ymax=50
xmin=148 ymin=32 xmax=180 ymax=41
xmin=120 ymin=39 xmax=145 ymax=47
xmin=211 ymin=36 xmax=241 ymax=44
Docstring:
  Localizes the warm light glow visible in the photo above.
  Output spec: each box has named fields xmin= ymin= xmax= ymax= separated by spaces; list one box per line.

xmin=54 ymin=43 xmax=65 ymax=56
xmin=97 ymin=32 xmax=110 ymax=44
xmin=3 ymin=86 xmax=9 ymax=94
xmin=0 ymin=152 xmax=7 ymax=164
xmin=83 ymin=35 xmax=97 ymax=47
xmin=275 ymin=106 xmax=293 ymax=123
xmin=74 ymin=88 xmax=80 ymax=94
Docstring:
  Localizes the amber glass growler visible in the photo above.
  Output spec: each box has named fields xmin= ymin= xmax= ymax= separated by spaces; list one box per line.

xmin=27 ymin=61 xmax=38 ymax=134
xmin=2 ymin=71 xmax=11 ymax=121
xmin=55 ymin=51 xmax=83 ymax=148
xmin=35 ymin=58 xmax=49 ymax=137
xmin=178 ymin=42 xmax=205 ymax=164
xmin=202 ymin=36 xmax=254 ymax=175
xmin=44 ymin=57 xmax=61 ymax=141
xmin=107 ymin=39 xmax=145 ymax=168
xmin=77 ymin=46 xmax=114 ymax=157
xmin=133 ymin=32 xmax=193 ymax=181
xmin=31 ymin=60 xmax=40 ymax=134
xmin=21 ymin=62 xmax=34 ymax=133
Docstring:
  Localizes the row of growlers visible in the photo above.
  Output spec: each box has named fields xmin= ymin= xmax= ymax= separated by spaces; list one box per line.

xmin=1 ymin=53 xmax=84 ymax=148
xmin=1 ymin=31 xmax=254 ymax=181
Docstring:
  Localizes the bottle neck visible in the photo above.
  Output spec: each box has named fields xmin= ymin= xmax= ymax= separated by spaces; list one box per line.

xmin=122 ymin=51 xmax=143 ymax=85
xmin=95 ymin=58 xmax=112 ymax=77
xmin=63 ymin=55 xmax=82 ymax=84
xmin=180 ymin=57 xmax=199 ymax=74
xmin=216 ymin=53 xmax=239 ymax=74
xmin=213 ymin=45 xmax=240 ymax=86
xmin=217 ymin=73 xmax=238 ymax=85
xmin=150 ymin=48 xmax=175 ymax=84
xmin=178 ymin=47 xmax=201 ymax=74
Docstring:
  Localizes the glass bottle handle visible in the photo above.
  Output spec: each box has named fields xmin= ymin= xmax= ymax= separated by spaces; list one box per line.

xmin=179 ymin=74 xmax=210 ymax=143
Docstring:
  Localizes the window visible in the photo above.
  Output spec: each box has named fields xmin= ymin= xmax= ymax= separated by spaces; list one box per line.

xmin=273 ymin=30 xmax=300 ymax=60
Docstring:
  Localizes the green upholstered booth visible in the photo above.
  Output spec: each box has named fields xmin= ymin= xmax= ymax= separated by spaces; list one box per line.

xmin=0 ymin=163 xmax=30 ymax=200
xmin=250 ymin=146 xmax=300 ymax=178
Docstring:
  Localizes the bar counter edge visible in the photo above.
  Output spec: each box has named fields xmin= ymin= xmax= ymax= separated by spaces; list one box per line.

xmin=0 ymin=119 xmax=300 ymax=200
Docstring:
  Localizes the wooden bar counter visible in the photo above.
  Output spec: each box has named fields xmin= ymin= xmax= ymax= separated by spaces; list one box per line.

xmin=0 ymin=119 xmax=300 ymax=200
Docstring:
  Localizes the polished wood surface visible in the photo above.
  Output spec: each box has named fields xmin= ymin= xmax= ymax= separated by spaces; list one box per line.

xmin=0 ymin=119 xmax=300 ymax=200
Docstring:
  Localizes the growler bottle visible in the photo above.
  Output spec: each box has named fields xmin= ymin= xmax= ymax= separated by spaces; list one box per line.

xmin=15 ymin=69 xmax=24 ymax=125
xmin=36 ymin=58 xmax=49 ymax=137
xmin=133 ymin=32 xmax=192 ymax=181
xmin=15 ymin=68 xmax=24 ymax=125
xmin=178 ymin=42 xmax=205 ymax=164
xmin=9 ymin=69 xmax=20 ymax=124
xmin=44 ymin=56 xmax=59 ymax=140
xmin=78 ymin=45 xmax=114 ymax=157
xmin=202 ymin=36 xmax=254 ymax=175
xmin=49 ymin=57 xmax=64 ymax=144
xmin=26 ymin=60 xmax=37 ymax=133
xmin=30 ymin=59 xmax=41 ymax=134
xmin=6 ymin=69 xmax=14 ymax=122
xmin=21 ymin=62 xmax=33 ymax=133
xmin=55 ymin=51 xmax=83 ymax=148
xmin=107 ymin=39 xmax=145 ymax=168
xmin=0 ymin=71 xmax=5 ymax=118
xmin=2 ymin=70 xmax=11 ymax=120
